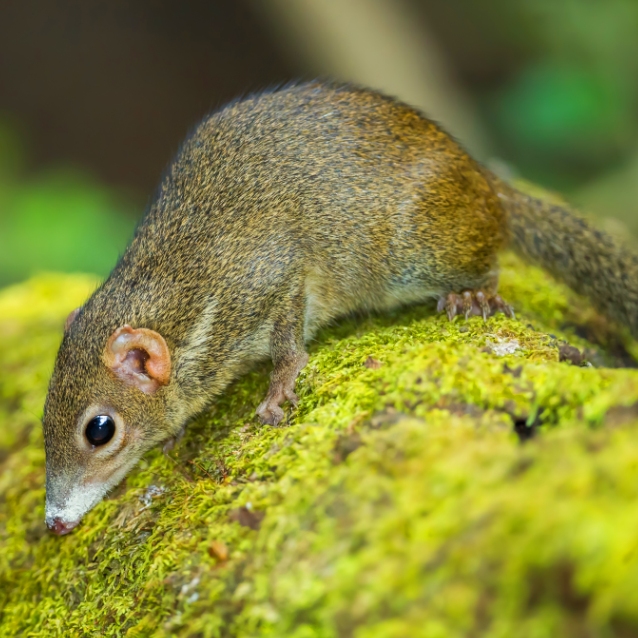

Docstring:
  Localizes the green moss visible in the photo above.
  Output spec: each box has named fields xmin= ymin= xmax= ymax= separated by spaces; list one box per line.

xmin=2 ymin=257 xmax=638 ymax=637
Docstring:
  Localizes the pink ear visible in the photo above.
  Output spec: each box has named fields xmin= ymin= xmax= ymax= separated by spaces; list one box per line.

xmin=103 ymin=325 xmax=171 ymax=394
xmin=65 ymin=308 xmax=80 ymax=332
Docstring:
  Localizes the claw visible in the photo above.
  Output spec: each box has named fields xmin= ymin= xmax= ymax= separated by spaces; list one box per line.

xmin=493 ymin=294 xmax=515 ymax=319
xmin=462 ymin=291 xmax=473 ymax=319
xmin=475 ymin=290 xmax=490 ymax=321
xmin=501 ymin=299 xmax=515 ymax=319
xmin=445 ymin=293 xmax=459 ymax=321
xmin=284 ymin=389 xmax=299 ymax=407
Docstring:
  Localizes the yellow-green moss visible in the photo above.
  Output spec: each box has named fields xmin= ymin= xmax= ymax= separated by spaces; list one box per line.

xmin=2 ymin=258 xmax=638 ymax=637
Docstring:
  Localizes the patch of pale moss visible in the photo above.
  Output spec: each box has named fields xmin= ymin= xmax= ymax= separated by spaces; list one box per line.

xmin=1 ymin=260 xmax=638 ymax=637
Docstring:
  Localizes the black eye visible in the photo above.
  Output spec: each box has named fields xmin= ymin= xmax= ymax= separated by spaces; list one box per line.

xmin=85 ymin=415 xmax=115 ymax=446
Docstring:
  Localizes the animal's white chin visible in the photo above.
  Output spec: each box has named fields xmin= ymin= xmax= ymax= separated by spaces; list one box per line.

xmin=45 ymin=452 xmax=145 ymax=533
xmin=45 ymin=482 xmax=108 ymax=528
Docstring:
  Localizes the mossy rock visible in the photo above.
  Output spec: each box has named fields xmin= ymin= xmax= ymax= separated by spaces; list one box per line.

xmin=2 ymin=254 xmax=638 ymax=637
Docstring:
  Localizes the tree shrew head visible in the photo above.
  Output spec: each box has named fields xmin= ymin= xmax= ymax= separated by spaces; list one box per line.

xmin=43 ymin=311 xmax=173 ymax=535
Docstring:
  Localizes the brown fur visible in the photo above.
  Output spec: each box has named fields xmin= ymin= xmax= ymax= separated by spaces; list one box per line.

xmin=42 ymin=81 xmax=638 ymax=529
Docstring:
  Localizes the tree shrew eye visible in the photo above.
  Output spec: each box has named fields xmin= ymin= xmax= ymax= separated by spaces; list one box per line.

xmin=85 ymin=415 xmax=115 ymax=446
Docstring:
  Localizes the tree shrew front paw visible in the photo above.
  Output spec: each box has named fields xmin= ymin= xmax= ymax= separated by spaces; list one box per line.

xmin=256 ymin=351 xmax=308 ymax=427
xmin=256 ymin=381 xmax=302 ymax=426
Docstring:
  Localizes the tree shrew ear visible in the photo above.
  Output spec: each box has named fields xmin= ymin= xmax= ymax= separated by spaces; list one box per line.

xmin=103 ymin=325 xmax=171 ymax=394
xmin=64 ymin=308 xmax=80 ymax=332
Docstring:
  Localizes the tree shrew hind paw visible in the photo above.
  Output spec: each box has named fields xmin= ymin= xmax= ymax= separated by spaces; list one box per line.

xmin=437 ymin=290 xmax=515 ymax=322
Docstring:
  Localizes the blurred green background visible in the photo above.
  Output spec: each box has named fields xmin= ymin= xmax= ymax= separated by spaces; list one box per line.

xmin=1 ymin=0 xmax=637 ymax=287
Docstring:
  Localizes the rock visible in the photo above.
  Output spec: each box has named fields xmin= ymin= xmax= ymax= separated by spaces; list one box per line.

xmin=2 ymin=257 xmax=638 ymax=636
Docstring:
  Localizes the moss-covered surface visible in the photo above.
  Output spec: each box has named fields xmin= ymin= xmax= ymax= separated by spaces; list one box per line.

xmin=2 ymin=257 xmax=638 ymax=637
